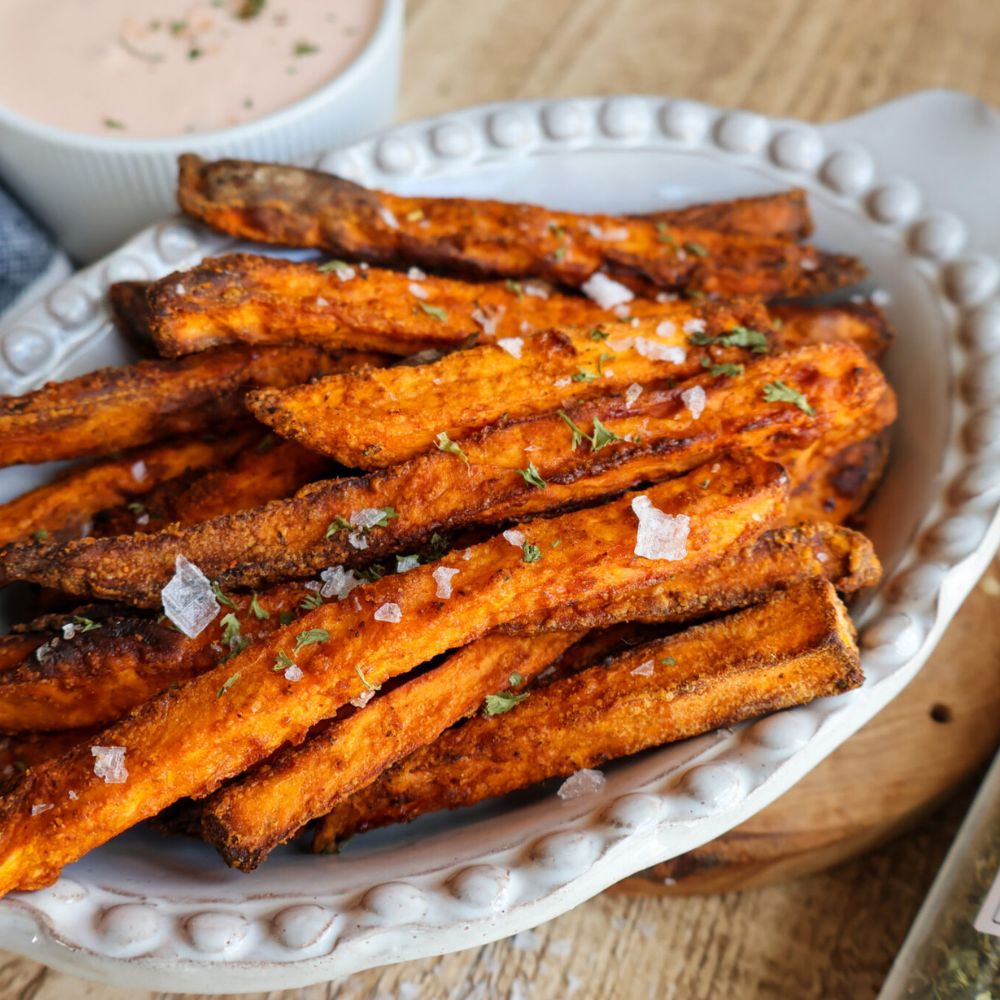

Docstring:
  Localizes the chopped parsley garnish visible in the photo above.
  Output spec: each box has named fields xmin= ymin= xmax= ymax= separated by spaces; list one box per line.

xmin=301 ymin=593 xmax=323 ymax=611
xmin=127 ymin=501 xmax=146 ymax=515
xmin=590 ymin=417 xmax=624 ymax=451
xmin=558 ymin=410 xmax=587 ymax=450
xmin=655 ymin=222 xmax=675 ymax=246
xmin=517 ymin=462 xmax=547 ymax=489
xmin=294 ymin=628 xmax=330 ymax=652
xmin=483 ymin=690 xmax=529 ymax=716
xmin=705 ymin=362 xmax=745 ymax=377
xmin=102 ymin=117 xmax=125 ymax=130
xmin=418 ymin=302 xmax=448 ymax=322
xmin=522 ymin=542 xmax=542 ymax=563
xmin=325 ymin=516 xmax=351 ymax=538
xmin=168 ymin=19 xmax=188 ymax=35
xmin=72 ymin=615 xmax=101 ymax=633
xmin=273 ymin=651 xmax=296 ymax=672
xmin=684 ymin=240 xmax=709 ymax=257
xmin=211 ymin=581 xmax=236 ymax=609
xmin=661 ymin=656 xmax=677 ymax=666
xmin=293 ymin=41 xmax=320 ymax=56
xmin=249 ymin=593 xmax=269 ymax=619
xmin=509 ymin=672 xmax=524 ymax=686
xmin=688 ymin=326 xmax=768 ymax=354
xmin=571 ymin=369 xmax=598 ymax=383
xmin=435 ymin=431 xmax=469 ymax=467
xmin=236 ymin=0 xmax=266 ymax=18
xmin=255 ymin=433 xmax=277 ymax=454
xmin=279 ymin=611 xmax=295 ymax=626
xmin=551 ymin=538 xmax=562 ymax=548
xmin=187 ymin=47 xmax=203 ymax=60
xmin=317 ymin=259 xmax=351 ymax=274
xmin=589 ymin=327 xmax=610 ymax=341
xmin=551 ymin=244 xmax=567 ymax=262
xmin=33 ymin=528 xmax=48 ymax=541
xmin=763 ymin=380 xmax=815 ymax=416
xmin=596 ymin=352 xmax=614 ymax=373
xmin=220 ymin=613 xmax=241 ymax=647
xmin=217 ymin=672 xmax=241 ymax=697
xmin=505 ymin=279 xmax=524 ymax=299
xmin=355 ymin=664 xmax=381 ymax=691
xmin=370 ymin=507 xmax=397 ymax=528
xmin=548 ymin=222 xmax=567 ymax=237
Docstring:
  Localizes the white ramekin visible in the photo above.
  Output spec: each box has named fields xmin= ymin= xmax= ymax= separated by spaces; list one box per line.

xmin=0 ymin=0 xmax=403 ymax=263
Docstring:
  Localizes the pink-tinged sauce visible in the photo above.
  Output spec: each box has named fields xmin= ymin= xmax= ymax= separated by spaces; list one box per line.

xmin=0 ymin=1 xmax=379 ymax=138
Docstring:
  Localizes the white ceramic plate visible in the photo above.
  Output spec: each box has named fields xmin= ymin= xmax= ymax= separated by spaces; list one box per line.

xmin=2 ymin=90 xmax=1000 ymax=993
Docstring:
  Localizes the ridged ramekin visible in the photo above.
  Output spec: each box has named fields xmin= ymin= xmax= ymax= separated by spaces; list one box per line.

xmin=0 ymin=0 xmax=403 ymax=263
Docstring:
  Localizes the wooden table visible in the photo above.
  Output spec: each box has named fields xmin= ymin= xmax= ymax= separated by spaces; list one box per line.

xmin=6 ymin=1 xmax=1000 ymax=996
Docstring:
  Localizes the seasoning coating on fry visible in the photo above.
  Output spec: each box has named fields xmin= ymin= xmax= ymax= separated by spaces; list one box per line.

xmin=0 ymin=345 xmax=371 ymax=468
xmin=640 ymin=188 xmax=813 ymax=240
xmin=0 ymin=343 xmax=891 ymax=604
xmin=313 ymin=580 xmax=861 ymax=850
xmin=772 ymin=301 xmax=894 ymax=360
xmin=0 ymin=456 xmax=787 ymax=894
xmin=177 ymin=156 xmax=863 ymax=297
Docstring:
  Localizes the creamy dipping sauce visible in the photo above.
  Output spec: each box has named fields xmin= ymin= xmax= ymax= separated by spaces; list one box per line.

xmin=0 ymin=1 xmax=379 ymax=138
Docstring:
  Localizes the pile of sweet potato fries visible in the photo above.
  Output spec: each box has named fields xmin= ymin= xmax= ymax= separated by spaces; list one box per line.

xmin=0 ymin=156 xmax=895 ymax=891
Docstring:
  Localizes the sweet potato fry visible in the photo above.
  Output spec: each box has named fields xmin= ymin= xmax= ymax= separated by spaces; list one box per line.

xmin=145 ymin=254 xmax=883 ymax=364
xmin=177 ymin=156 xmax=863 ymax=298
xmin=772 ymin=301 xmax=894 ymax=360
xmin=201 ymin=631 xmax=579 ymax=869
xmin=787 ymin=432 xmax=891 ymax=526
xmin=0 ymin=730 xmax=96 ymax=793
xmin=246 ymin=302 xmax=774 ymax=468
xmin=312 ymin=579 xmax=860 ymax=850
xmin=506 ymin=521 xmax=879 ymax=633
xmin=640 ymin=188 xmax=812 ymax=240
xmin=0 ymin=455 xmax=786 ymax=894
xmin=0 ymin=345 xmax=376 ymax=468
xmin=0 ymin=520 xmax=872 ymax=733
xmin=107 ymin=280 xmax=155 ymax=349
xmin=0 ymin=343 xmax=891 ymax=604
xmin=91 ymin=438 xmax=333 ymax=537
xmin=0 ymin=429 xmax=259 ymax=547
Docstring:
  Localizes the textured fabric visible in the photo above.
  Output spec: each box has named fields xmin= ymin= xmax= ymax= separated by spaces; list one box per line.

xmin=0 ymin=182 xmax=55 ymax=313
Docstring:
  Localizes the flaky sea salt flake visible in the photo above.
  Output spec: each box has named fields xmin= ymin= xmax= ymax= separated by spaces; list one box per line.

xmin=433 ymin=566 xmax=460 ymax=599
xmin=161 ymin=554 xmax=220 ymax=638
xmin=503 ymin=529 xmax=525 ymax=547
xmin=634 ymin=338 xmax=686 ymax=364
xmin=320 ymin=565 xmax=363 ymax=600
xmin=625 ymin=383 xmax=643 ymax=408
xmin=408 ymin=267 xmax=427 ymax=280
xmin=284 ymin=665 xmax=304 ymax=682
xmin=31 ymin=803 xmax=53 ymax=816
xmin=682 ymin=317 xmax=706 ymax=335
xmin=91 ymin=745 xmax=128 ymax=784
xmin=408 ymin=282 xmax=428 ymax=300
xmin=631 ymin=495 xmax=690 ymax=561
xmin=130 ymin=460 xmax=147 ymax=483
xmin=631 ymin=659 xmax=655 ymax=677
xmin=374 ymin=602 xmax=403 ymax=623
xmin=396 ymin=554 xmax=421 ymax=573
xmin=350 ymin=689 xmax=375 ymax=709
xmin=497 ymin=337 xmax=523 ymax=359
xmin=581 ymin=272 xmax=634 ymax=310
xmin=681 ymin=384 xmax=707 ymax=420
xmin=557 ymin=768 xmax=606 ymax=800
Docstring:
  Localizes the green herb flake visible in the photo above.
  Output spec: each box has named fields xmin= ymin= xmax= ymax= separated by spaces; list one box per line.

xmin=655 ymin=222 xmax=676 ymax=246
xmin=484 ymin=690 xmax=529 ymax=716
xmin=211 ymin=581 xmax=236 ymax=609
xmin=102 ymin=117 xmax=125 ymax=130
xmin=73 ymin=615 xmax=101 ymax=634
xmin=220 ymin=613 xmax=241 ymax=647
xmin=301 ymin=593 xmax=323 ymax=611
xmin=684 ymin=241 xmax=709 ymax=258
xmin=217 ymin=671 xmax=241 ymax=697
xmin=661 ymin=656 xmax=677 ymax=666
xmin=551 ymin=538 xmax=562 ymax=548
xmin=294 ymin=628 xmax=330 ymax=652
xmin=551 ymin=244 xmax=567 ymax=262
xmin=522 ymin=542 xmax=542 ymax=563
xmin=168 ymin=19 xmax=188 ymax=34
xmin=355 ymin=664 xmax=381 ymax=691
xmin=721 ymin=326 xmax=769 ymax=353
xmin=590 ymin=417 xmax=623 ymax=451
xmin=317 ymin=259 xmax=351 ymax=274
xmin=249 ymin=593 xmax=269 ymax=620
xmin=558 ymin=410 xmax=587 ymax=450
xmin=236 ymin=0 xmax=266 ymax=19
xmin=127 ymin=501 xmax=146 ymax=515
xmin=273 ymin=650 xmax=295 ymax=672
xmin=32 ymin=528 xmax=49 ymax=541
xmin=517 ymin=462 xmax=547 ymax=489
xmin=509 ymin=672 xmax=524 ymax=686
xmin=571 ymin=369 xmax=598 ymax=383
xmin=293 ymin=40 xmax=319 ymax=56
xmin=325 ymin=516 xmax=351 ymax=538
xmin=187 ymin=47 xmax=203 ymax=60
xmin=435 ymin=431 xmax=469 ymax=467
xmin=589 ymin=327 xmax=610 ymax=342
xmin=418 ymin=302 xmax=448 ymax=322
xmin=255 ymin=433 xmax=277 ymax=454
xmin=763 ymin=380 xmax=815 ymax=416
xmin=708 ymin=362 xmax=745 ymax=377
xmin=278 ymin=611 xmax=295 ymax=626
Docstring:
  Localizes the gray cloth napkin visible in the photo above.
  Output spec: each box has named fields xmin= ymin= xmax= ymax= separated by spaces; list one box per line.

xmin=0 ymin=182 xmax=55 ymax=313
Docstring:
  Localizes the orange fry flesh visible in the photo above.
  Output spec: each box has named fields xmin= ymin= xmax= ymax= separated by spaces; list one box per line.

xmin=313 ymin=579 xmax=860 ymax=851
xmin=0 ymin=455 xmax=786 ymax=895
xmin=0 ymin=343 xmax=892 ymax=604
xmin=177 ymin=156 xmax=863 ymax=298
xmin=640 ymin=188 xmax=812 ymax=240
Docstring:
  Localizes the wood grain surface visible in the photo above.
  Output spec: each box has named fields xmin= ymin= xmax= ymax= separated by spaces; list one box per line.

xmin=5 ymin=1 xmax=1000 ymax=997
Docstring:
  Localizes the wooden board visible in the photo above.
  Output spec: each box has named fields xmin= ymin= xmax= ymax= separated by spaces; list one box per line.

xmin=612 ymin=562 xmax=1000 ymax=895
